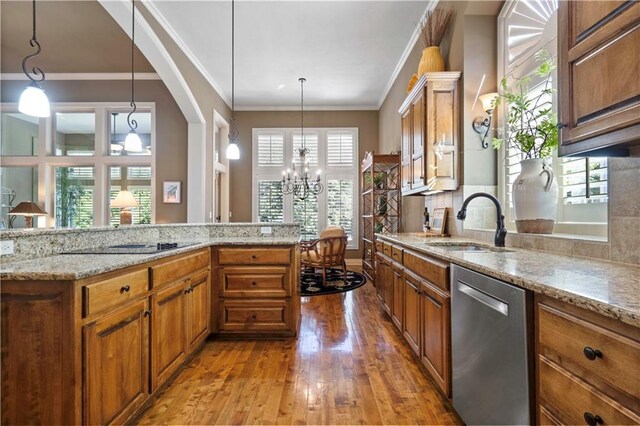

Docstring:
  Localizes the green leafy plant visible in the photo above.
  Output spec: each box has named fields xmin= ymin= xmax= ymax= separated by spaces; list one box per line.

xmin=492 ymin=50 xmax=558 ymax=159
xmin=55 ymin=167 xmax=86 ymax=228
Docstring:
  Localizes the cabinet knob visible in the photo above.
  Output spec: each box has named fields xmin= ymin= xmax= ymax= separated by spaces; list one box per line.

xmin=583 ymin=346 xmax=603 ymax=360
xmin=584 ymin=412 xmax=603 ymax=426
xmin=251 ymin=282 xmax=257 ymax=286
xmin=251 ymin=255 xmax=257 ymax=260
xmin=251 ymin=314 xmax=257 ymax=320
xmin=120 ymin=285 xmax=131 ymax=293
xmin=557 ymin=122 xmax=567 ymax=129
xmin=144 ymin=310 xmax=151 ymax=317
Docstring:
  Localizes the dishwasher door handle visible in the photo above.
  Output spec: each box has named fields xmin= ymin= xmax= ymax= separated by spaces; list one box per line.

xmin=457 ymin=281 xmax=509 ymax=316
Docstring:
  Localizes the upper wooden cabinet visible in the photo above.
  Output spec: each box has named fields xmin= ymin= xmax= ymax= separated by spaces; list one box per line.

xmin=558 ymin=0 xmax=640 ymax=156
xmin=399 ymin=72 xmax=461 ymax=195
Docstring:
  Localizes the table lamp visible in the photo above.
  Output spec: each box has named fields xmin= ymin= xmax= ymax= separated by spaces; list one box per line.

xmin=9 ymin=201 xmax=48 ymax=228
xmin=111 ymin=190 xmax=139 ymax=225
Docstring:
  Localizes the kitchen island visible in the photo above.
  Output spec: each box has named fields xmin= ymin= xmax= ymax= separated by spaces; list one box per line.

xmin=0 ymin=223 xmax=301 ymax=425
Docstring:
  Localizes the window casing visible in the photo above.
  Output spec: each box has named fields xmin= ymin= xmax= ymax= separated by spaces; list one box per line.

xmin=497 ymin=0 xmax=608 ymax=238
xmin=0 ymin=103 xmax=155 ymax=228
xmin=252 ymin=128 xmax=359 ymax=249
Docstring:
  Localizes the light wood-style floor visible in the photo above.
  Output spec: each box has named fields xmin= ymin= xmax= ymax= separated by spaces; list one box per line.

xmin=138 ymin=282 xmax=461 ymax=425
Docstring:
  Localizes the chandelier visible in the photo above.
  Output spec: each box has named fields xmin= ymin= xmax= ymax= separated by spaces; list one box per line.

xmin=282 ymin=78 xmax=323 ymax=201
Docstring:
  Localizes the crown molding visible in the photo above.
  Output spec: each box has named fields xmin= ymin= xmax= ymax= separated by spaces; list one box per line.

xmin=143 ymin=2 xmax=232 ymax=109
xmin=235 ymin=105 xmax=378 ymax=112
xmin=376 ymin=0 xmax=438 ymax=109
xmin=0 ymin=72 xmax=160 ymax=81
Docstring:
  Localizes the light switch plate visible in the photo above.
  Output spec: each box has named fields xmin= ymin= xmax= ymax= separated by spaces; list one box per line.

xmin=260 ymin=226 xmax=272 ymax=235
xmin=0 ymin=240 xmax=14 ymax=255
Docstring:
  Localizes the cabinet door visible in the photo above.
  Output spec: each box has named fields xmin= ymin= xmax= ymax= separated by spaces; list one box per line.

xmin=558 ymin=0 xmax=640 ymax=155
xmin=403 ymin=273 xmax=421 ymax=356
xmin=411 ymin=90 xmax=425 ymax=188
xmin=425 ymin=79 xmax=459 ymax=191
xmin=391 ymin=266 xmax=404 ymax=331
xmin=84 ymin=299 xmax=149 ymax=425
xmin=401 ymin=110 xmax=413 ymax=192
xmin=187 ymin=271 xmax=211 ymax=353
xmin=420 ymin=282 xmax=451 ymax=397
xmin=151 ymin=280 xmax=187 ymax=391
xmin=382 ymin=261 xmax=393 ymax=316
xmin=375 ymin=254 xmax=385 ymax=303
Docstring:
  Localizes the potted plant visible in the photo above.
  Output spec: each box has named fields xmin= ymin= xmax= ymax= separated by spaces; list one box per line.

xmin=492 ymin=50 xmax=559 ymax=234
xmin=373 ymin=172 xmax=387 ymax=189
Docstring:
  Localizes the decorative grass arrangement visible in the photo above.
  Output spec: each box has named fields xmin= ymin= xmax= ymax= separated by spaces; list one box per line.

xmin=420 ymin=9 xmax=454 ymax=47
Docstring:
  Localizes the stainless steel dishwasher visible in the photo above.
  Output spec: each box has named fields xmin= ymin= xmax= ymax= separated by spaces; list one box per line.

xmin=451 ymin=265 xmax=533 ymax=425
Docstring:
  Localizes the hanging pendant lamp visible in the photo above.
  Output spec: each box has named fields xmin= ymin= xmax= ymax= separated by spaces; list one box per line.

xmin=226 ymin=0 xmax=240 ymax=160
xmin=124 ymin=0 xmax=143 ymax=153
xmin=18 ymin=0 xmax=50 ymax=118
xmin=281 ymin=78 xmax=323 ymax=201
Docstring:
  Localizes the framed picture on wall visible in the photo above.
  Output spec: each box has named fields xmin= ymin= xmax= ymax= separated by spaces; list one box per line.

xmin=163 ymin=181 xmax=181 ymax=204
xmin=431 ymin=207 xmax=448 ymax=235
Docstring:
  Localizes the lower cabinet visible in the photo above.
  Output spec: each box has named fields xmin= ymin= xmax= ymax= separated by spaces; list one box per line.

xmin=391 ymin=265 xmax=404 ymax=330
xmin=151 ymin=279 xmax=188 ymax=391
xmin=84 ymin=299 xmax=150 ymax=425
xmin=403 ymin=272 xmax=422 ymax=356
xmin=187 ymin=270 xmax=211 ymax=352
xmin=420 ymin=281 xmax=451 ymax=397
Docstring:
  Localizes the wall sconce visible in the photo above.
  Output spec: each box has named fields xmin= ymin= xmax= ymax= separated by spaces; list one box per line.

xmin=473 ymin=92 xmax=499 ymax=149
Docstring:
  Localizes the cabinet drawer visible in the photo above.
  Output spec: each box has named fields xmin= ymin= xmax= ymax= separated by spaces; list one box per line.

xmin=538 ymin=302 xmax=640 ymax=399
xmin=152 ymin=249 xmax=209 ymax=288
xmin=218 ymin=299 xmax=290 ymax=332
xmin=391 ymin=246 xmax=403 ymax=264
xmin=403 ymin=250 xmax=449 ymax=291
xmin=382 ymin=243 xmax=392 ymax=257
xmin=83 ymin=269 xmax=148 ymax=317
xmin=219 ymin=267 xmax=290 ymax=298
xmin=375 ymin=240 xmax=383 ymax=253
xmin=217 ymin=247 xmax=291 ymax=265
xmin=539 ymin=357 xmax=640 ymax=425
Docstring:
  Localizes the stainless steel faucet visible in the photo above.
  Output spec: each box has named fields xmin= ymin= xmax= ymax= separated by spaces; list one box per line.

xmin=457 ymin=192 xmax=507 ymax=247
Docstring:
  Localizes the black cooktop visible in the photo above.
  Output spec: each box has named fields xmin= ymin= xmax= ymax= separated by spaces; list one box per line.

xmin=62 ymin=242 xmax=198 ymax=255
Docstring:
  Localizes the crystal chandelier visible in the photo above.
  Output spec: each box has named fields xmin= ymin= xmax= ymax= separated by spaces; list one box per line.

xmin=282 ymin=78 xmax=323 ymax=201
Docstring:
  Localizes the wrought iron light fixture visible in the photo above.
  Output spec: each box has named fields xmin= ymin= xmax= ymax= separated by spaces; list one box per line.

xmin=226 ymin=0 xmax=240 ymax=160
xmin=124 ymin=0 xmax=143 ymax=153
xmin=281 ymin=78 xmax=323 ymax=201
xmin=473 ymin=92 xmax=499 ymax=149
xmin=18 ymin=0 xmax=50 ymax=118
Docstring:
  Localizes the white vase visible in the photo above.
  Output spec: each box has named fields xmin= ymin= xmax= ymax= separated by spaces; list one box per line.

xmin=512 ymin=158 xmax=558 ymax=234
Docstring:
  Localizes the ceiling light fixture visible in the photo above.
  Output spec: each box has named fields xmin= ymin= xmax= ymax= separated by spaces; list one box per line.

xmin=226 ymin=0 xmax=240 ymax=160
xmin=124 ymin=0 xmax=143 ymax=153
xmin=18 ymin=0 xmax=50 ymax=118
xmin=282 ymin=78 xmax=323 ymax=201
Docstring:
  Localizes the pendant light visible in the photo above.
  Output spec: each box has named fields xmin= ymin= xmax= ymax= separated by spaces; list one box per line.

xmin=281 ymin=78 xmax=323 ymax=201
xmin=18 ymin=0 xmax=50 ymax=118
xmin=226 ymin=0 xmax=240 ymax=160
xmin=124 ymin=0 xmax=143 ymax=153
xmin=110 ymin=113 xmax=124 ymax=154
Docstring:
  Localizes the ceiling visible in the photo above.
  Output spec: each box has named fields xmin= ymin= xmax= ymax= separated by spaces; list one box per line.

xmin=147 ymin=0 xmax=432 ymax=109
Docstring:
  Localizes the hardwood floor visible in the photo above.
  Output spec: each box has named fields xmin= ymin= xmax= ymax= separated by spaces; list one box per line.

xmin=138 ymin=282 xmax=461 ymax=425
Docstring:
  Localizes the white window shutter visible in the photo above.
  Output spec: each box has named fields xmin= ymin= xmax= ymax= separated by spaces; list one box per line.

xmin=257 ymin=133 xmax=285 ymax=166
xmin=327 ymin=131 xmax=354 ymax=165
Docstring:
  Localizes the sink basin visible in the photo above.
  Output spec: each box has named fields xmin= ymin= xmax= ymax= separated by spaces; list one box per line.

xmin=425 ymin=243 xmax=515 ymax=253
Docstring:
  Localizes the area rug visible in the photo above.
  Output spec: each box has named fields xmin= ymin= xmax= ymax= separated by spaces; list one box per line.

xmin=300 ymin=267 xmax=367 ymax=296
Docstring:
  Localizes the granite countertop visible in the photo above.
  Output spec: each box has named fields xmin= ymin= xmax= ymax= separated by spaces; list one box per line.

xmin=376 ymin=233 xmax=640 ymax=328
xmin=0 ymin=237 xmax=300 ymax=281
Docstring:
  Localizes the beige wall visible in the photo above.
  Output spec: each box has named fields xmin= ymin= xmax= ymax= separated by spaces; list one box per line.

xmin=231 ymin=110 xmax=378 ymax=258
xmin=1 ymin=80 xmax=189 ymax=223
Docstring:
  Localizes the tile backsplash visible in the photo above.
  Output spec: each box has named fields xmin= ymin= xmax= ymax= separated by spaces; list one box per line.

xmin=422 ymin=157 xmax=640 ymax=266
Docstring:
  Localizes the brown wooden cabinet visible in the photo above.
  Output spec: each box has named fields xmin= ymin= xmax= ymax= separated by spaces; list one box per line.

xmin=186 ymin=270 xmax=211 ymax=353
xmin=391 ymin=264 xmax=404 ymax=331
xmin=84 ymin=299 xmax=150 ymax=425
xmin=399 ymin=72 xmax=461 ymax=194
xmin=420 ymin=281 xmax=451 ymax=397
xmin=558 ymin=0 xmax=640 ymax=156
xmin=403 ymin=271 xmax=422 ymax=357
xmin=536 ymin=295 xmax=640 ymax=424
xmin=151 ymin=279 xmax=188 ymax=391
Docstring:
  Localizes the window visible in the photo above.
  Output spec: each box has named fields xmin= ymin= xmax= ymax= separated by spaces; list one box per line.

xmin=0 ymin=103 xmax=155 ymax=229
xmin=498 ymin=0 xmax=608 ymax=237
xmin=253 ymin=128 xmax=359 ymax=249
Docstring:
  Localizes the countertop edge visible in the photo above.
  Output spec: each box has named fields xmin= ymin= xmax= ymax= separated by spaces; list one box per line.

xmin=375 ymin=234 xmax=640 ymax=328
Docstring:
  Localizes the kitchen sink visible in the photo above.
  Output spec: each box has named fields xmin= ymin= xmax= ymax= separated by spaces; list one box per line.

xmin=425 ymin=243 xmax=514 ymax=253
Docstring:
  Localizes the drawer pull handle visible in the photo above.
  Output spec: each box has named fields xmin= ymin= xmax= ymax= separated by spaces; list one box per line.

xmin=251 ymin=314 xmax=257 ymax=320
xmin=583 ymin=347 xmax=603 ymax=360
xmin=144 ymin=310 xmax=151 ymax=317
xmin=251 ymin=282 xmax=257 ymax=286
xmin=251 ymin=255 xmax=257 ymax=260
xmin=584 ymin=412 xmax=603 ymax=426
xmin=120 ymin=285 xmax=131 ymax=293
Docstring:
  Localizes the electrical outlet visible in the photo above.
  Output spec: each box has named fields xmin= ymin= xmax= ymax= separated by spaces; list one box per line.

xmin=0 ymin=240 xmax=14 ymax=255
xmin=260 ymin=226 xmax=272 ymax=235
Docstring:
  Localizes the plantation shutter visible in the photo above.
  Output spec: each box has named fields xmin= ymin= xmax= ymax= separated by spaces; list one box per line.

xmin=293 ymin=193 xmax=319 ymax=240
xmin=75 ymin=189 xmax=94 ymax=228
xmin=560 ymin=158 xmax=608 ymax=205
xmin=257 ymin=133 xmax=285 ymax=166
xmin=257 ymin=180 xmax=284 ymax=223
xmin=327 ymin=179 xmax=354 ymax=242
xmin=292 ymin=133 xmax=319 ymax=165
xmin=327 ymin=131 xmax=354 ymax=165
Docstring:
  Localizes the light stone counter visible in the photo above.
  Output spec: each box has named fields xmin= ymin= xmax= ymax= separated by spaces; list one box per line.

xmin=0 ymin=236 xmax=300 ymax=281
xmin=376 ymin=233 xmax=640 ymax=327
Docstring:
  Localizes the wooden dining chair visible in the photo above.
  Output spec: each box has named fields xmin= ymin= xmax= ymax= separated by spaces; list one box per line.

xmin=300 ymin=226 xmax=349 ymax=286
